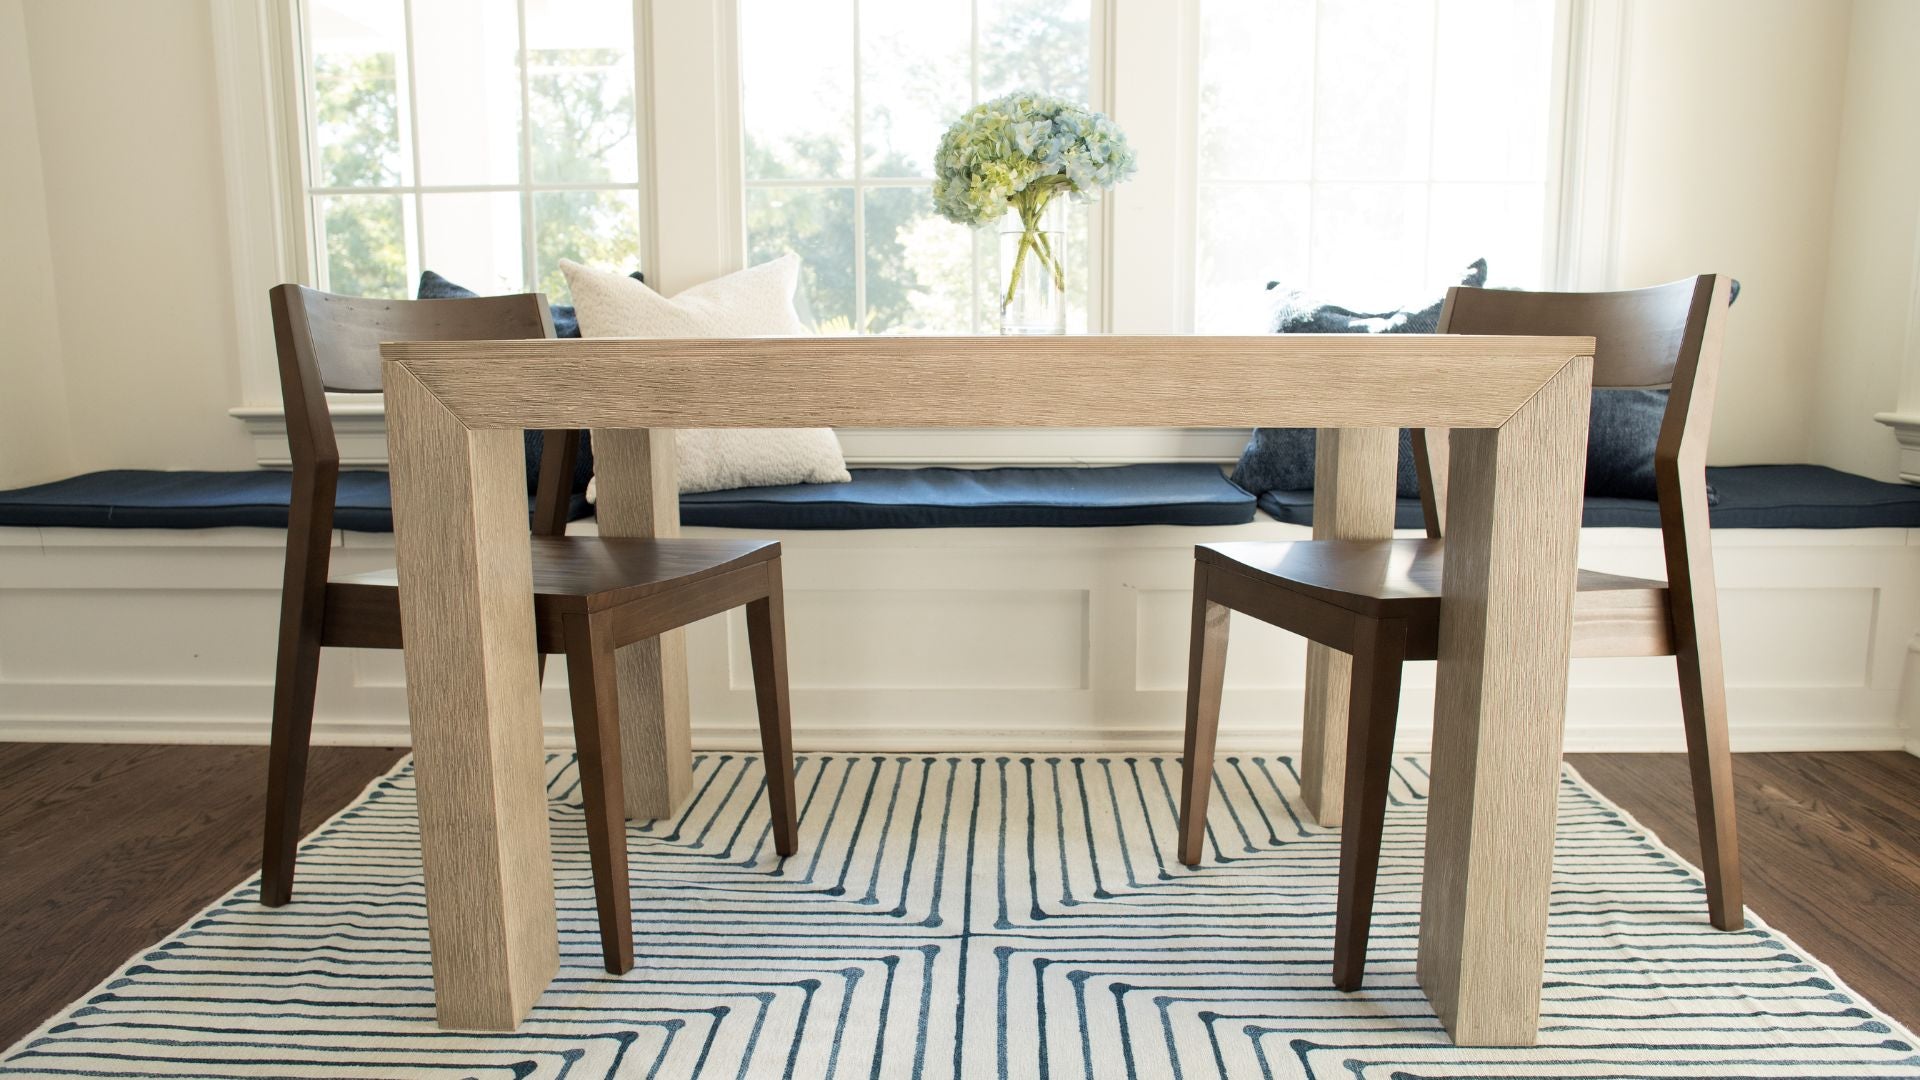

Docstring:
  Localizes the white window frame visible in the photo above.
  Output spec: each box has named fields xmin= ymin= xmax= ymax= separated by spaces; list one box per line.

xmin=217 ymin=0 xmax=1627 ymax=468
xmin=290 ymin=0 xmax=652 ymax=301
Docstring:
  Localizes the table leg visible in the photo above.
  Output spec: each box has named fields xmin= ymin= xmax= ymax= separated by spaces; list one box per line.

xmin=590 ymin=427 xmax=693 ymax=819
xmin=384 ymin=366 xmax=557 ymax=1030
xmin=1300 ymin=426 xmax=1399 ymax=826
xmin=1417 ymin=357 xmax=1592 ymax=1046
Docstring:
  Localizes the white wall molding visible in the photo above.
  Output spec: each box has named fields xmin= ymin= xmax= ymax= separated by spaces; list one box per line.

xmin=1873 ymin=199 xmax=1920 ymax=484
xmin=5 ymin=520 xmax=1916 ymax=755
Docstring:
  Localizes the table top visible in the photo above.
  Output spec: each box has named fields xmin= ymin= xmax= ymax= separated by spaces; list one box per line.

xmin=377 ymin=333 xmax=1596 ymax=432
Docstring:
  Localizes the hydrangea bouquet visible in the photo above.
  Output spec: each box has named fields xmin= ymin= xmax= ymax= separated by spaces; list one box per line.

xmin=933 ymin=92 xmax=1136 ymax=331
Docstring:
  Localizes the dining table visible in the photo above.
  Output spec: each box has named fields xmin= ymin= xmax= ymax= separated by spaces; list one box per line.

xmin=377 ymin=332 xmax=1595 ymax=1046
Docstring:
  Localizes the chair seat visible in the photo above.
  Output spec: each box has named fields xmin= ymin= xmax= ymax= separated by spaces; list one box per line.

xmin=335 ymin=535 xmax=777 ymax=605
xmin=1199 ymin=538 xmax=1673 ymax=656
xmin=322 ymin=536 xmax=779 ymax=650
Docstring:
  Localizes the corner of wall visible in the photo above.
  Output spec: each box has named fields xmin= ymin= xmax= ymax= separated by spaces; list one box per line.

xmin=0 ymin=0 xmax=76 ymax=488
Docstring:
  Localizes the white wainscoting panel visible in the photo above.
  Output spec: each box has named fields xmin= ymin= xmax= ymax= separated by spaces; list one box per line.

xmin=1 ymin=520 xmax=1916 ymax=754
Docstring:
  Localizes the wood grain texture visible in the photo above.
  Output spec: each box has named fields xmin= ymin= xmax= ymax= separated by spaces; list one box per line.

xmin=1178 ymin=562 xmax=1233 ymax=867
xmin=745 ymin=558 xmax=799 ymax=858
xmin=1416 ymin=357 xmax=1593 ymax=1046
xmin=1653 ymin=277 xmax=1742 ymax=930
xmin=1332 ymin=617 xmax=1409 ymax=991
xmin=1198 ymin=539 xmax=1672 ymax=657
xmin=562 ymin=609 xmax=633 ymax=975
xmin=1300 ymin=427 xmax=1401 ymax=827
xmin=383 ymin=365 xmax=557 ymax=1030
xmin=1568 ymin=751 xmax=1920 ymax=1031
xmin=381 ymin=335 xmax=1595 ymax=430
xmin=590 ymin=428 xmax=692 ymax=820
xmin=0 ymin=743 xmax=407 ymax=1050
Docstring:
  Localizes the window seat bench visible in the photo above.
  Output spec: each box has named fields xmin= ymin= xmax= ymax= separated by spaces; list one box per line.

xmin=2 ymin=463 xmax=1916 ymax=757
xmin=4 ymin=462 xmax=1918 ymax=533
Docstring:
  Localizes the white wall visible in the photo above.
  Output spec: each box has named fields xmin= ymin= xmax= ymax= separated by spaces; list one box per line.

xmin=0 ymin=0 xmax=75 ymax=489
xmin=6 ymin=0 xmax=256 ymax=484
xmin=1810 ymin=0 xmax=1920 ymax=484
xmin=1613 ymin=0 xmax=1853 ymax=467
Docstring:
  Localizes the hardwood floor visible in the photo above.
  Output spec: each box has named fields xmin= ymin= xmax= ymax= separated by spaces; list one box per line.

xmin=0 ymin=743 xmax=406 ymax=1048
xmin=1568 ymin=751 xmax=1920 ymax=1032
xmin=0 ymin=745 xmax=1915 ymax=1049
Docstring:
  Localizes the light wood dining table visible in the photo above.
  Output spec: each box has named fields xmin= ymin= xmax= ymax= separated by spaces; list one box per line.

xmin=378 ymin=333 xmax=1594 ymax=1045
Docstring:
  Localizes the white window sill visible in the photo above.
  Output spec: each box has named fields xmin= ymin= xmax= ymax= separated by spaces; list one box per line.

xmin=229 ymin=396 xmax=1253 ymax=469
xmin=1874 ymin=412 xmax=1920 ymax=485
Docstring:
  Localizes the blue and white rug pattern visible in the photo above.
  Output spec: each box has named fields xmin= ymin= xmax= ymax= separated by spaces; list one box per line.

xmin=4 ymin=752 xmax=1916 ymax=1078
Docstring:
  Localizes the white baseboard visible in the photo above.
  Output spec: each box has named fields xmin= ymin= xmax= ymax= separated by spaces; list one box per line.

xmin=3 ymin=520 xmax=1918 ymax=755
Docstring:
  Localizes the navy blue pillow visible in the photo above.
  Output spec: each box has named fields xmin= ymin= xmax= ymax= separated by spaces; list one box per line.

xmin=1232 ymin=259 xmax=1488 ymax=499
xmin=1231 ymin=428 xmax=1421 ymax=500
xmin=1580 ymin=279 xmax=1737 ymax=501
xmin=1234 ymin=269 xmax=1740 ymax=505
xmin=414 ymin=269 xmax=643 ymax=496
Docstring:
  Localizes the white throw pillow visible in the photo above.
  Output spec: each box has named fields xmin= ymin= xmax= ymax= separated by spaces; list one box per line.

xmin=561 ymin=255 xmax=852 ymax=495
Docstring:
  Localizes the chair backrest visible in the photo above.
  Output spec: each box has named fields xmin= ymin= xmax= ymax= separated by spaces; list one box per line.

xmin=267 ymin=284 xmax=578 ymax=541
xmin=1415 ymin=275 xmax=1733 ymax=642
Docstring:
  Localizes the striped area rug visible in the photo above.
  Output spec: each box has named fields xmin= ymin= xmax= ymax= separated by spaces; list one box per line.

xmin=4 ymin=752 xmax=1916 ymax=1078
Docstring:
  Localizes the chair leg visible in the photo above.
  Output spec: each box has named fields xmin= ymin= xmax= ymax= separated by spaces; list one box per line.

xmin=1676 ymin=641 xmax=1743 ymax=930
xmin=1331 ymin=617 xmax=1408 ymax=992
xmin=1178 ymin=563 xmax=1232 ymax=867
xmin=746 ymin=558 xmax=799 ymax=858
xmin=260 ymin=624 xmax=323 ymax=908
xmin=563 ymin=610 xmax=634 ymax=975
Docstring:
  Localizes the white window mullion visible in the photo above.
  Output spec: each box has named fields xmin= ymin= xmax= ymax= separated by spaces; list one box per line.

xmin=851 ymin=0 xmax=866 ymax=330
xmin=1106 ymin=0 xmax=1197 ymax=333
xmin=515 ymin=0 xmax=536 ymax=292
xmin=399 ymin=0 xmax=426 ymax=286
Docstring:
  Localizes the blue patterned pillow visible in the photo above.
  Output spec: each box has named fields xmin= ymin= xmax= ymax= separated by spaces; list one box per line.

xmin=413 ymin=270 xmax=640 ymax=496
xmin=1233 ymin=268 xmax=1737 ymax=505
xmin=1231 ymin=260 xmax=1487 ymax=499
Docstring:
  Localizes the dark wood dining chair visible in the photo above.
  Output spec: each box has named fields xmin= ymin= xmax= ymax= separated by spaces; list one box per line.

xmin=259 ymin=284 xmax=799 ymax=975
xmin=1177 ymin=275 xmax=1742 ymax=990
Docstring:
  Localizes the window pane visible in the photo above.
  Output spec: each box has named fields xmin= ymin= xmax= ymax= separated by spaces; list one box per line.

xmin=307 ymin=0 xmax=408 ymax=188
xmin=741 ymin=0 xmax=854 ymax=180
xmin=1312 ymin=0 xmax=1437 ymax=183
xmin=527 ymin=0 xmax=639 ymax=183
xmin=533 ymin=189 xmax=641 ymax=304
xmin=1426 ymin=182 xmax=1545 ymax=289
xmin=749 ymin=187 xmax=855 ymax=330
xmin=421 ymin=192 xmax=523 ymax=294
xmin=1196 ymin=183 xmax=1309 ymax=332
xmin=1195 ymin=0 xmax=1557 ymax=322
xmin=978 ymin=0 xmax=1090 ymax=101
xmin=410 ymin=0 xmax=520 ymax=185
xmin=1431 ymin=0 xmax=1555 ymax=181
xmin=860 ymin=0 xmax=968 ymax=178
xmin=1308 ymin=183 xmax=1428 ymax=308
xmin=1062 ymin=198 xmax=1089 ymax=333
xmin=1198 ymin=0 xmax=1313 ymax=181
xmin=865 ymin=187 xmax=969 ymax=333
xmin=316 ymin=193 xmax=410 ymax=298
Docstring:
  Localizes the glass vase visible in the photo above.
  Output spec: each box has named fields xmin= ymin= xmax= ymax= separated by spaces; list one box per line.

xmin=998 ymin=204 xmax=1067 ymax=335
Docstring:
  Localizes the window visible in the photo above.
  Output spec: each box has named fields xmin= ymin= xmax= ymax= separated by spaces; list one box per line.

xmin=299 ymin=0 xmax=644 ymax=302
xmin=737 ymin=0 xmax=1094 ymax=333
xmin=1193 ymin=0 xmax=1561 ymax=331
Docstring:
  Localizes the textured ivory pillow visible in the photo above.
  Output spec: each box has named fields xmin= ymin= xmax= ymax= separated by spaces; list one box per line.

xmin=561 ymin=256 xmax=852 ymax=495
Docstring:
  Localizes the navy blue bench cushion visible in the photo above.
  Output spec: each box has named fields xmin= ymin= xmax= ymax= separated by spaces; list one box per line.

xmin=1255 ymin=464 xmax=1920 ymax=530
xmin=0 ymin=470 xmax=591 ymax=532
xmin=680 ymin=465 xmax=1257 ymax=529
